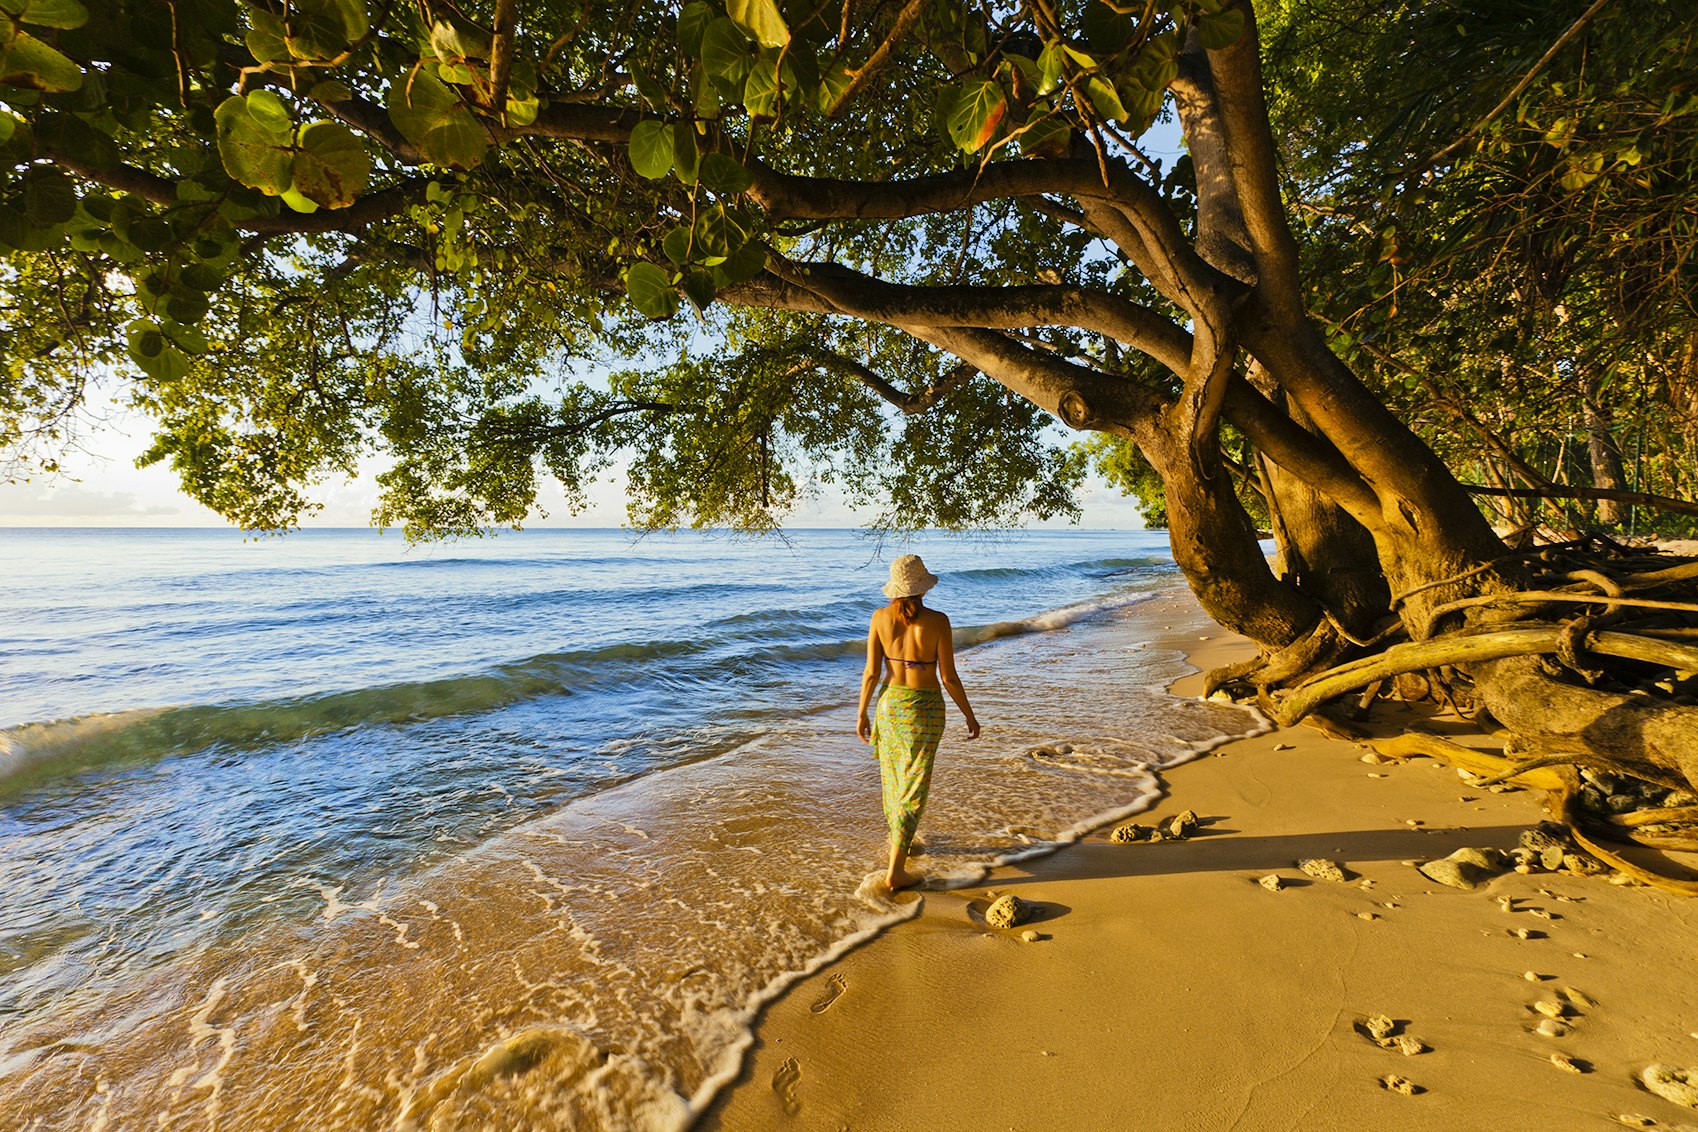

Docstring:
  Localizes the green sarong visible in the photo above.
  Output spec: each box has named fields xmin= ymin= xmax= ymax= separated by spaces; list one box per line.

xmin=872 ymin=683 xmax=945 ymax=848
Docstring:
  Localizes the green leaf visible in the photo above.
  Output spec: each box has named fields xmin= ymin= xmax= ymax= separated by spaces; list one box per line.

xmin=244 ymin=5 xmax=288 ymax=63
xmin=1019 ymin=114 xmax=1071 ymax=158
xmin=744 ymin=51 xmax=781 ymax=119
xmin=0 ymin=112 xmax=13 ymax=144
xmin=816 ymin=58 xmax=852 ymax=113
xmin=627 ymin=120 xmax=674 ymax=179
xmin=388 ymin=69 xmax=488 ymax=170
xmin=1036 ymin=42 xmax=1065 ymax=95
xmin=504 ymin=93 xmax=539 ymax=126
xmin=701 ymin=17 xmax=753 ymax=92
xmin=309 ymin=78 xmax=352 ymax=102
xmin=710 ymin=237 xmax=766 ymax=285
xmin=286 ymin=0 xmax=369 ymax=60
xmin=428 ymin=18 xmax=488 ymax=61
xmin=662 ymin=224 xmax=693 ymax=264
xmin=166 ymin=291 xmax=211 ymax=325
xmin=699 ymin=152 xmax=753 ymax=194
xmin=0 ymin=202 xmax=62 ymax=250
xmin=624 ymin=261 xmax=678 ymax=319
xmin=726 ymin=0 xmax=788 ymax=49
xmin=291 ymin=119 xmax=371 ymax=208
xmin=681 ymin=266 xmax=716 ymax=313
xmin=126 ymin=319 xmax=190 ymax=381
xmin=214 ymin=92 xmax=295 ymax=195
xmin=679 ymin=0 xmax=714 ymax=57
xmin=1086 ymin=75 xmax=1127 ymax=123
xmin=672 ymin=123 xmax=700 ymax=184
xmin=21 ymin=166 xmax=75 ymax=224
xmin=946 ymin=79 xmax=1007 ymax=152
xmin=0 ymin=0 xmax=88 ymax=29
xmin=279 ymin=185 xmax=319 ymax=212
xmin=0 ymin=28 xmax=84 ymax=92
xmin=1080 ymin=2 xmax=1132 ymax=53
xmin=1196 ymin=7 xmax=1246 ymax=50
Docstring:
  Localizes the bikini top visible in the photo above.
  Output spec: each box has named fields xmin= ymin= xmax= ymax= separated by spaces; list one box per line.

xmin=888 ymin=651 xmax=936 ymax=669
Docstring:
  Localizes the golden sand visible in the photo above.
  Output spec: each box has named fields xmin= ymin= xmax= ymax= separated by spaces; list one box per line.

xmin=703 ymin=634 xmax=1698 ymax=1131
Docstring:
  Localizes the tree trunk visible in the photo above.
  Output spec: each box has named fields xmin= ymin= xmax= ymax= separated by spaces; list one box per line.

xmin=1582 ymin=371 xmax=1629 ymax=527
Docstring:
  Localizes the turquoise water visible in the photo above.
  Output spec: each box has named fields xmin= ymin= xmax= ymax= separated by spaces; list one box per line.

xmin=0 ymin=528 xmax=1260 ymax=1129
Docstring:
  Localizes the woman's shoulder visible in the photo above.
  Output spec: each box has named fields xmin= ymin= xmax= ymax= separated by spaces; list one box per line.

xmin=920 ymin=607 xmax=951 ymax=626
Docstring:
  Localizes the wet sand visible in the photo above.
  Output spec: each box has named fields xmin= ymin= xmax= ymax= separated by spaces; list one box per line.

xmin=702 ymin=633 xmax=1698 ymax=1131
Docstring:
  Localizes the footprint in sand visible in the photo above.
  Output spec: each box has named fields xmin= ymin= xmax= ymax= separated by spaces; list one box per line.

xmin=772 ymin=1057 xmax=802 ymax=1116
xmin=810 ymin=973 xmax=847 ymax=1014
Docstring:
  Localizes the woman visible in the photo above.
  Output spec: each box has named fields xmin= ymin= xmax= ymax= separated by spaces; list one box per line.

xmin=857 ymin=554 xmax=980 ymax=891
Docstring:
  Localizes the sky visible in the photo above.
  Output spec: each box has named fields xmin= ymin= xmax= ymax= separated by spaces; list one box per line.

xmin=0 ymin=396 xmax=1153 ymax=529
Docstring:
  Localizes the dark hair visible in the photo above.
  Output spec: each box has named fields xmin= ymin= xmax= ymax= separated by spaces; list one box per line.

xmin=892 ymin=595 xmax=923 ymax=625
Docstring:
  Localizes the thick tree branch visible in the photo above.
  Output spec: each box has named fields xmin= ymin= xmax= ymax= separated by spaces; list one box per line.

xmin=1205 ymin=2 xmax=1304 ymax=313
xmin=758 ymin=259 xmax=1195 ymax=372
xmin=1466 ymin=483 xmax=1698 ymax=520
xmin=785 ymin=345 xmax=976 ymax=414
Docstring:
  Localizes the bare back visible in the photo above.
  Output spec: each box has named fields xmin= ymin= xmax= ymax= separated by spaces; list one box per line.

xmin=868 ymin=604 xmax=955 ymax=689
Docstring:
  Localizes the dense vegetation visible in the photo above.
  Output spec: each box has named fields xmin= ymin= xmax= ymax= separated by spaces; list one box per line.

xmin=4 ymin=0 xmax=1698 ymax=881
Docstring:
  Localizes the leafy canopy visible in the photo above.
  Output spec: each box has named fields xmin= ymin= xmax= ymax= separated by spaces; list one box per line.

xmin=0 ymin=0 xmax=1243 ymax=535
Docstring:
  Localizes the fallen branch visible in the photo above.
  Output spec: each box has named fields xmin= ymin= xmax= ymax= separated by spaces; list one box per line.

xmin=1464 ymin=482 xmax=1698 ymax=520
xmin=1277 ymin=628 xmax=1698 ymax=724
xmin=1367 ymin=732 xmax=1564 ymax=790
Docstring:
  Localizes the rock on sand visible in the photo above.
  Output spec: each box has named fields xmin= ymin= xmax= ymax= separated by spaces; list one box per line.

xmin=985 ymin=895 xmax=1034 ymax=930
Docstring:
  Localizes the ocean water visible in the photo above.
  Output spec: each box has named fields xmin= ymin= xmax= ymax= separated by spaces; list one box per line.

xmin=0 ymin=528 xmax=1261 ymax=1129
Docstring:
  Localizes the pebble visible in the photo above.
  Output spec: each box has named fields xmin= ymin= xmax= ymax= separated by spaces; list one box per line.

xmin=1382 ymin=901 xmax=1399 ymax=909
xmin=1573 ymin=952 xmax=1589 ymax=959
xmin=1368 ymin=772 xmax=1386 ymax=778
xmin=1020 ymin=930 xmax=1040 ymax=943
xmin=1379 ymin=1074 xmax=1421 ymax=1096
xmin=1535 ymin=1019 xmax=1571 ymax=1038
xmin=1497 ymin=897 xmax=1515 ymax=912
xmin=1400 ymin=859 xmax=1421 ymax=867
xmin=1550 ymin=1053 xmax=1588 ymax=1074
xmin=1258 ymin=874 xmax=1285 ymax=892
xmin=1614 ymin=1117 xmax=1656 ymax=1129
xmin=1533 ymin=1000 xmax=1567 ymax=1019
xmin=1357 ymin=912 xmax=1380 ymax=922
xmin=1273 ymin=742 xmax=1293 ymax=751
xmin=1388 ymin=1035 xmax=1427 ymax=1056
xmin=1530 ymin=908 xmax=1556 ymax=920
xmin=1405 ymin=819 xmax=1422 ymax=826
xmin=1512 ymin=927 xmax=1536 ymax=940
xmin=1523 ymin=971 xmax=1545 ymax=982
xmin=1359 ymin=752 xmax=1389 ymax=764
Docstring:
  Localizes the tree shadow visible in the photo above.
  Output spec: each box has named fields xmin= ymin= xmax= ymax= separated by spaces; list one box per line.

xmin=984 ymin=823 xmax=1531 ymax=887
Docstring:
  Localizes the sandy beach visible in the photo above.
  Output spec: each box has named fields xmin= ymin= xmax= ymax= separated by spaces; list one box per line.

xmin=703 ymin=631 xmax=1698 ymax=1132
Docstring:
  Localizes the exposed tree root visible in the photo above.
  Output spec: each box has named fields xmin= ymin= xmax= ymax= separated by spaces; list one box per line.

xmin=1367 ymin=732 xmax=1564 ymax=789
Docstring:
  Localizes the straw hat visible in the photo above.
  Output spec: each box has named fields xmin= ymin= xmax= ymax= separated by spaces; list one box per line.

xmin=882 ymin=554 xmax=939 ymax=599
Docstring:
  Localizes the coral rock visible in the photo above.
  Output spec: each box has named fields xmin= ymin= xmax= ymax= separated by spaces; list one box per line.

xmin=1379 ymin=1074 xmax=1421 ymax=1096
xmin=1362 ymin=1015 xmax=1398 ymax=1042
xmin=1551 ymin=1054 xmax=1588 ymax=1074
xmin=1298 ymin=858 xmax=1348 ymax=883
xmin=1258 ymin=874 xmax=1284 ymax=892
xmin=1110 ymin=823 xmax=1150 ymax=844
xmin=985 ymin=895 xmax=1033 ymax=930
xmin=1641 ymin=1065 xmax=1698 ymax=1108
xmin=1417 ymin=847 xmax=1507 ymax=891
xmin=1166 ymin=810 xmax=1200 ymax=839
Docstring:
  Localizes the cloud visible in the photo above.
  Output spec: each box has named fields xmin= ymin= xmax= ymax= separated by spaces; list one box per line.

xmin=0 ymin=480 xmax=190 ymax=522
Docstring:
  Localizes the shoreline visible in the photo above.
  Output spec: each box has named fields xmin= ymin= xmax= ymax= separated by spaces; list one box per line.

xmin=700 ymin=625 xmax=1698 ymax=1131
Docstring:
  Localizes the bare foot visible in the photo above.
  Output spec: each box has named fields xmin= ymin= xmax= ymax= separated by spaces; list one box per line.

xmin=885 ymin=868 xmax=921 ymax=891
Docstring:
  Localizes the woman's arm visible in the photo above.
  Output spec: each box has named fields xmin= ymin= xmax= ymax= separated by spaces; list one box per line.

xmin=935 ymin=617 xmax=980 ymax=739
xmin=856 ymin=616 xmax=884 ymax=743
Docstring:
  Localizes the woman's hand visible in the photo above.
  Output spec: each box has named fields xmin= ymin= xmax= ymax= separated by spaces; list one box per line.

xmin=856 ymin=714 xmax=872 ymax=743
xmin=963 ymin=717 xmax=981 ymax=740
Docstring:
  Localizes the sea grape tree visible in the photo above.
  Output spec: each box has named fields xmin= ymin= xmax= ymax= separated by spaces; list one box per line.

xmin=6 ymin=0 xmax=1698 ymax=881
